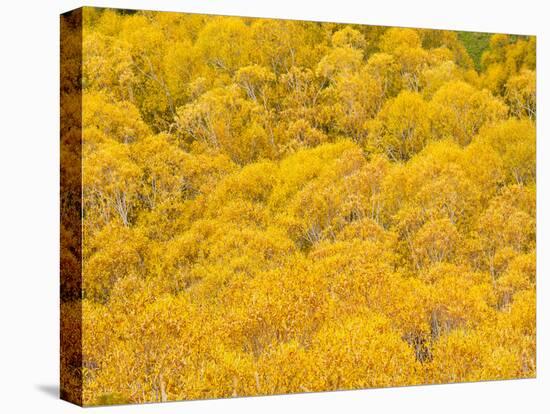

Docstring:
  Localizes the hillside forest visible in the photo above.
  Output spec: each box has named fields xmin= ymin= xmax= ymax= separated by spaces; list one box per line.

xmin=60 ymin=7 xmax=536 ymax=406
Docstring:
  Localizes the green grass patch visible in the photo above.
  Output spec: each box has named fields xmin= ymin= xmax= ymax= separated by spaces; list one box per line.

xmin=458 ymin=31 xmax=492 ymax=71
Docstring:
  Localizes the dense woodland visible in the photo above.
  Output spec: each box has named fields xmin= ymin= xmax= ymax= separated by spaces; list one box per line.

xmin=61 ymin=8 xmax=536 ymax=405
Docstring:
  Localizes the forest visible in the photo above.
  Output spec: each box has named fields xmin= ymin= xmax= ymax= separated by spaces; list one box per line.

xmin=61 ymin=7 xmax=536 ymax=406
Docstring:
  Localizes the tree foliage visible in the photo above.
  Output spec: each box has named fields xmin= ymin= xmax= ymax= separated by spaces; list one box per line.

xmin=73 ymin=8 xmax=536 ymax=405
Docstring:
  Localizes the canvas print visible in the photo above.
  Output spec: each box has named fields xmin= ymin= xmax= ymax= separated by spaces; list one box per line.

xmin=60 ymin=6 xmax=536 ymax=406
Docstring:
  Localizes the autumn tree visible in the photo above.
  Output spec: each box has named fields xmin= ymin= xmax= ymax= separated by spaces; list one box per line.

xmin=70 ymin=8 xmax=536 ymax=406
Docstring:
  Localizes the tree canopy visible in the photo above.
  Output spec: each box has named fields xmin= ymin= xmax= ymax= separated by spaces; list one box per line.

xmin=63 ymin=8 xmax=536 ymax=405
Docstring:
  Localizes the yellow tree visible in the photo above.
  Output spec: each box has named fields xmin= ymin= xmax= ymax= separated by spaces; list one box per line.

xmin=175 ymin=85 xmax=274 ymax=164
xmin=367 ymin=90 xmax=429 ymax=160
xmin=475 ymin=119 xmax=536 ymax=185
xmin=505 ymin=69 xmax=536 ymax=119
xmin=83 ymin=139 xmax=142 ymax=229
xmin=428 ymin=80 xmax=508 ymax=145
xmin=481 ymin=34 xmax=536 ymax=96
